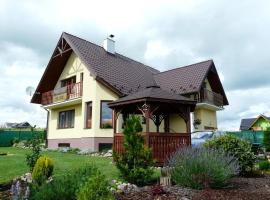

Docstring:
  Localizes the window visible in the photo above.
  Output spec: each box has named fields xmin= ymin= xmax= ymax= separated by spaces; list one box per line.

xmin=61 ymin=76 xmax=76 ymax=87
xmin=85 ymin=102 xmax=92 ymax=129
xmin=58 ymin=143 xmax=70 ymax=148
xmin=100 ymin=101 xmax=113 ymax=128
xmin=58 ymin=110 xmax=75 ymax=129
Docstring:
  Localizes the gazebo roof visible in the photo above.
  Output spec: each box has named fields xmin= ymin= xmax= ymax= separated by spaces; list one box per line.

xmin=108 ymin=85 xmax=196 ymax=108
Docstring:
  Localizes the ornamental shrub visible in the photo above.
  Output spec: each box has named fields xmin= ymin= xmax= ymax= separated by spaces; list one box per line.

xmin=168 ymin=147 xmax=239 ymax=189
xmin=76 ymin=171 xmax=114 ymax=200
xmin=258 ymin=160 xmax=270 ymax=170
xmin=204 ymin=134 xmax=256 ymax=175
xmin=32 ymin=156 xmax=54 ymax=185
xmin=263 ymin=129 xmax=270 ymax=152
xmin=30 ymin=165 xmax=102 ymax=200
xmin=114 ymin=115 xmax=154 ymax=186
xmin=26 ymin=137 xmax=42 ymax=172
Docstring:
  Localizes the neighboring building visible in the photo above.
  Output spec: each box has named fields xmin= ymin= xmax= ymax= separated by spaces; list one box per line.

xmin=31 ymin=32 xmax=228 ymax=151
xmin=2 ymin=122 xmax=31 ymax=129
xmin=240 ymin=114 xmax=270 ymax=131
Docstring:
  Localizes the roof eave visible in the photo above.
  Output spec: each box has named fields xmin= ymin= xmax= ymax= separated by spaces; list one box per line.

xmin=108 ymin=97 xmax=196 ymax=108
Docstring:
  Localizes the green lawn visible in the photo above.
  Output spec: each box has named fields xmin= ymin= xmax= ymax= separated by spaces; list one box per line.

xmin=0 ymin=147 xmax=119 ymax=184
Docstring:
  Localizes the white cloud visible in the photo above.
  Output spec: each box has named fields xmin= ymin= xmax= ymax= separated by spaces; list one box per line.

xmin=1 ymin=0 xmax=270 ymax=129
xmin=218 ymin=87 xmax=270 ymax=131
xmin=0 ymin=42 xmax=46 ymax=127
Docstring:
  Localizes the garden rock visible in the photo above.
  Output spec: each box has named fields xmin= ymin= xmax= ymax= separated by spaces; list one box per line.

xmin=77 ymin=149 xmax=94 ymax=155
xmin=111 ymin=180 xmax=138 ymax=194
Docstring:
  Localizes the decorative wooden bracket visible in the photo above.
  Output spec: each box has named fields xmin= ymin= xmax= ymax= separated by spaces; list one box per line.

xmin=53 ymin=38 xmax=72 ymax=58
xmin=138 ymin=103 xmax=159 ymax=118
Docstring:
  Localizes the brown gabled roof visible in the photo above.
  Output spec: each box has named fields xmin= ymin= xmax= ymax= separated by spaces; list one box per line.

xmin=31 ymin=32 xmax=159 ymax=103
xmin=32 ymin=32 xmax=228 ymax=106
xmin=154 ymin=60 xmax=212 ymax=94
xmin=154 ymin=60 xmax=229 ymax=105
xmin=63 ymin=33 xmax=159 ymax=95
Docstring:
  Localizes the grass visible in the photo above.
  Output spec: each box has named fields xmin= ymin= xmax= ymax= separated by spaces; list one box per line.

xmin=0 ymin=147 xmax=119 ymax=184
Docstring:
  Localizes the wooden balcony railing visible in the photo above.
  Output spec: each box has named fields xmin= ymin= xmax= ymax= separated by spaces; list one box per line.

xmin=41 ymin=82 xmax=83 ymax=105
xmin=114 ymin=132 xmax=191 ymax=166
xmin=199 ymin=88 xmax=223 ymax=107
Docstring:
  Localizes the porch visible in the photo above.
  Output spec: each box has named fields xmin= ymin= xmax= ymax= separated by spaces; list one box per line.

xmin=109 ymin=85 xmax=196 ymax=166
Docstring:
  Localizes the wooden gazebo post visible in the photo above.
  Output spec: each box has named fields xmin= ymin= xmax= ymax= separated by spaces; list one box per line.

xmin=139 ymin=103 xmax=151 ymax=147
xmin=113 ymin=110 xmax=117 ymax=134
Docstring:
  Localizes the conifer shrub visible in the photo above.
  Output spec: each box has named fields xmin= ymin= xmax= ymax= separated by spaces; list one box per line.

xmin=32 ymin=156 xmax=54 ymax=185
xmin=204 ymin=134 xmax=256 ymax=175
xmin=114 ymin=115 xmax=154 ymax=186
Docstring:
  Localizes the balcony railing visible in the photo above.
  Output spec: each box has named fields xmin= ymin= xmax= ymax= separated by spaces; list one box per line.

xmin=41 ymin=82 xmax=83 ymax=105
xmin=198 ymin=88 xmax=223 ymax=107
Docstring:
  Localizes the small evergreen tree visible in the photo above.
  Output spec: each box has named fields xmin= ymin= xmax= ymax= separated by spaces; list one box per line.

xmin=114 ymin=115 xmax=154 ymax=186
xmin=263 ymin=128 xmax=270 ymax=152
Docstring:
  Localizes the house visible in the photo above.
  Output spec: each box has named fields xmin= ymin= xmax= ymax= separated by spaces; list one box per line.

xmin=31 ymin=32 xmax=228 ymax=152
xmin=3 ymin=122 xmax=18 ymax=129
xmin=2 ymin=122 xmax=31 ymax=129
xmin=240 ymin=114 xmax=270 ymax=131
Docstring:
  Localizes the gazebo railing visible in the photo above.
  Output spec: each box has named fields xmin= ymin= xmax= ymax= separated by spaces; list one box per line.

xmin=113 ymin=132 xmax=191 ymax=166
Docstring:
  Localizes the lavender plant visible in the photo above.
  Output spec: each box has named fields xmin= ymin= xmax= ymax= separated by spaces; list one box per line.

xmin=167 ymin=147 xmax=240 ymax=189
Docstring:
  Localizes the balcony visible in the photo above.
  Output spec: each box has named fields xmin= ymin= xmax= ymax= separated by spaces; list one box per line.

xmin=41 ymin=82 xmax=83 ymax=106
xmin=198 ymin=88 xmax=224 ymax=107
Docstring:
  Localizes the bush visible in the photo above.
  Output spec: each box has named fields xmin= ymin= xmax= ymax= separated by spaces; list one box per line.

xmin=12 ymin=137 xmax=20 ymax=145
xmin=32 ymin=156 xmax=54 ymax=185
xmin=204 ymin=135 xmax=256 ymax=175
xmin=30 ymin=165 xmax=106 ymax=200
xmin=168 ymin=147 xmax=239 ymax=189
xmin=263 ymin=129 xmax=270 ymax=152
xmin=26 ymin=138 xmax=42 ymax=172
xmin=258 ymin=160 xmax=270 ymax=170
xmin=76 ymin=171 xmax=114 ymax=200
xmin=114 ymin=115 xmax=154 ymax=186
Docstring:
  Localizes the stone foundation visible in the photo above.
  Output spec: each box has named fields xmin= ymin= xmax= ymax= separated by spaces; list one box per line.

xmin=47 ymin=137 xmax=113 ymax=152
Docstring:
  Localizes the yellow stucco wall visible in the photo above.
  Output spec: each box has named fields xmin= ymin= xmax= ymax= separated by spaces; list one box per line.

xmin=191 ymin=78 xmax=219 ymax=131
xmin=194 ymin=108 xmax=217 ymax=130
xmin=47 ymin=52 xmax=119 ymax=139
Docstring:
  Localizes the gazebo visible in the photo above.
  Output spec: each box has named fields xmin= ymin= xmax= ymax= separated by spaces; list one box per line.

xmin=108 ymin=85 xmax=196 ymax=165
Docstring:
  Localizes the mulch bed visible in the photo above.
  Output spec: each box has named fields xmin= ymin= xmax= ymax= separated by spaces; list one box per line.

xmin=1 ymin=174 xmax=270 ymax=200
xmin=0 ymin=183 xmax=11 ymax=200
xmin=115 ymin=174 xmax=270 ymax=200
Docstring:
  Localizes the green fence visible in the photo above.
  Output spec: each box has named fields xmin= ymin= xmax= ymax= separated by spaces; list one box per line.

xmin=227 ymin=130 xmax=263 ymax=145
xmin=0 ymin=130 xmax=46 ymax=147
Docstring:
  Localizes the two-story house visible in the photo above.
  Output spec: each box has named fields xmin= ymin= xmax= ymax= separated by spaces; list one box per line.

xmin=31 ymin=32 xmax=228 ymax=151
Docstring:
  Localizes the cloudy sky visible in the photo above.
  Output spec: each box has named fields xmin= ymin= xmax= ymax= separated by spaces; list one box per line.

xmin=1 ymin=0 xmax=270 ymax=130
